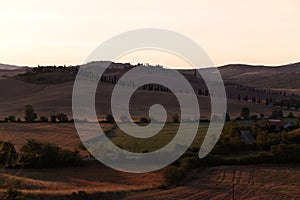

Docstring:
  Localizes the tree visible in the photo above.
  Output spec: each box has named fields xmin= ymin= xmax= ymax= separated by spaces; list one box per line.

xmin=8 ymin=115 xmax=16 ymax=122
xmin=24 ymin=105 xmax=37 ymax=123
xmin=287 ymin=112 xmax=295 ymax=118
xmin=56 ymin=113 xmax=68 ymax=123
xmin=50 ymin=115 xmax=57 ymax=123
xmin=40 ymin=116 xmax=49 ymax=122
xmin=106 ymin=114 xmax=115 ymax=123
xmin=0 ymin=141 xmax=18 ymax=166
xmin=140 ymin=117 xmax=150 ymax=123
xmin=256 ymin=129 xmax=269 ymax=150
xmin=272 ymin=108 xmax=283 ymax=119
xmin=225 ymin=113 xmax=231 ymax=122
xmin=240 ymin=107 xmax=250 ymax=120
xmin=172 ymin=113 xmax=180 ymax=123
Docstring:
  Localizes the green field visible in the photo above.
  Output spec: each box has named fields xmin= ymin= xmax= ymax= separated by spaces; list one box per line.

xmin=106 ymin=122 xmax=209 ymax=153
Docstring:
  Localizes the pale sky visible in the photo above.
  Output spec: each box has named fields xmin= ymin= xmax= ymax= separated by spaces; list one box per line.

xmin=0 ymin=0 xmax=299 ymax=68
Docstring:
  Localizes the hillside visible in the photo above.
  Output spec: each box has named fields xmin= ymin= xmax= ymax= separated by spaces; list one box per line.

xmin=0 ymin=77 xmax=295 ymax=120
xmin=0 ymin=63 xmax=26 ymax=70
xmin=0 ymin=63 xmax=27 ymax=77
xmin=219 ymin=62 xmax=300 ymax=90
xmin=0 ymin=61 xmax=300 ymax=120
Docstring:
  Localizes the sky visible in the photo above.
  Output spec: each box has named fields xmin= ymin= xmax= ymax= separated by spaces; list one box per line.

xmin=0 ymin=0 xmax=299 ymax=68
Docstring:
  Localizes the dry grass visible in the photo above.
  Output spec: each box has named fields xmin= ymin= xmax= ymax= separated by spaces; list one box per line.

xmin=125 ymin=165 xmax=300 ymax=200
xmin=0 ymin=123 xmax=112 ymax=152
xmin=1 ymin=76 xmax=297 ymax=120
xmin=0 ymin=161 xmax=163 ymax=196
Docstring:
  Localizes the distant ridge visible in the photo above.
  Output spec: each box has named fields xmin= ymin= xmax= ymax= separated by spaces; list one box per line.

xmin=219 ymin=62 xmax=300 ymax=69
xmin=0 ymin=63 xmax=27 ymax=70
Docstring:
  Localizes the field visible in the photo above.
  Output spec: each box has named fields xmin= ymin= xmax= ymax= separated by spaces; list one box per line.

xmin=126 ymin=165 xmax=300 ymax=200
xmin=0 ymin=123 xmax=299 ymax=199
xmin=0 ymin=123 xmax=112 ymax=152
xmin=108 ymin=123 xmax=208 ymax=152
xmin=1 ymin=163 xmax=299 ymax=199
xmin=0 ymin=161 xmax=163 ymax=199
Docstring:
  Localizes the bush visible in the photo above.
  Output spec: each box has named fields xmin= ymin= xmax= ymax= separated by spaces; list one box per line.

xmin=163 ymin=166 xmax=185 ymax=185
xmin=0 ymin=141 xmax=18 ymax=167
xmin=172 ymin=113 xmax=179 ymax=123
xmin=241 ymin=107 xmax=250 ymax=120
xmin=20 ymin=139 xmax=82 ymax=168
xmin=7 ymin=116 xmax=16 ymax=123
xmin=106 ymin=114 xmax=115 ymax=123
xmin=56 ymin=113 xmax=68 ymax=123
xmin=70 ymin=190 xmax=89 ymax=200
xmin=39 ymin=116 xmax=49 ymax=122
xmin=4 ymin=188 xmax=23 ymax=200
xmin=50 ymin=115 xmax=57 ymax=123
xmin=288 ymin=132 xmax=300 ymax=143
xmin=270 ymin=143 xmax=300 ymax=163
xmin=179 ymin=157 xmax=197 ymax=170
xmin=77 ymin=142 xmax=87 ymax=151
xmin=24 ymin=105 xmax=37 ymax=123
xmin=139 ymin=117 xmax=150 ymax=123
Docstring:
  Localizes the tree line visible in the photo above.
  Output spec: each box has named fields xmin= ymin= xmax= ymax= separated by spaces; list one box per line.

xmin=1 ymin=105 xmax=72 ymax=123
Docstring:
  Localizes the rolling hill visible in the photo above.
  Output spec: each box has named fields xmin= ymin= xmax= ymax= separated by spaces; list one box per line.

xmin=0 ymin=62 xmax=299 ymax=120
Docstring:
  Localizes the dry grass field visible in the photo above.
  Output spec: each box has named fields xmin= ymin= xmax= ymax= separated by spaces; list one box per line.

xmin=1 ymin=75 xmax=297 ymax=121
xmin=125 ymin=165 xmax=300 ymax=200
xmin=1 ymin=163 xmax=299 ymax=199
xmin=0 ymin=161 xmax=163 ymax=199
xmin=0 ymin=123 xmax=112 ymax=152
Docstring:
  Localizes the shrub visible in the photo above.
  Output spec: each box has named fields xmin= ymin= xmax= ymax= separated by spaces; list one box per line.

xmin=50 ymin=115 xmax=57 ymax=123
xmin=56 ymin=113 xmax=68 ymax=123
xmin=39 ymin=116 xmax=49 ymax=122
xmin=70 ymin=190 xmax=89 ymax=200
xmin=272 ymin=108 xmax=283 ymax=119
xmin=4 ymin=188 xmax=23 ymax=200
xmin=0 ymin=141 xmax=18 ymax=167
xmin=106 ymin=114 xmax=115 ymax=123
xmin=7 ymin=116 xmax=16 ymax=123
xmin=20 ymin=139 xmax=82 ymax=168
xmin=287 ymin=112 xmax=295 ymax=118
xmin=24 ymin=105 xmax=37 ymax=123
xmin=270 ymin=143 xmax=300 ymax=163
xmin=288 ymin=132 xmax=300 ymax=143
xmin=139 ymin=117 xmax=150 ymax=123
xmin=241 ymin=107 xmax=250 ymax=120
xmin=179 ymin=157 xmax=197 ymax=169
xmin=172 ymin=113 xmax=180 ymax=123
xmin=77 ymin=142 xmax=87 ymax=151
xmin=163 ymin=166 xmax=184 ymax=185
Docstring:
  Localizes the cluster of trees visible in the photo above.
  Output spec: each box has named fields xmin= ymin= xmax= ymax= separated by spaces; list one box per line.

xmin=163 ymin=116 xmax=300 ymax=185
xmin=0 ymin=139 xmax=82 ymax=168
xmin=32 ymin=65 xmax=79 ymax=75
xmin=105 ymin=113 xmax=181 ymax=124
xmin=226 ymin=82 xmax=296 ymax=97
xmin=212 ymin=120 xmax=300 ymax=161
xmin=1 ymin=105 xmax=72 ymax=123
xmin=237 ymin=106 xmax=299 ymax=120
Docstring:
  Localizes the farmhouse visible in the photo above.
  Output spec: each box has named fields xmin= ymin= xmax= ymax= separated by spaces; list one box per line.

xmin=262 ymin=119 xmax=293 ymax=132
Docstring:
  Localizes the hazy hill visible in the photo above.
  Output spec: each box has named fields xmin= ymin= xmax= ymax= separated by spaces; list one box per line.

xmin=0 ymin=63 xmax=25 ymax=70
xmin=219 ymin=62 xmax=300 ymax=90
xmin=0 ymin=63 xmax=27 ymax=77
